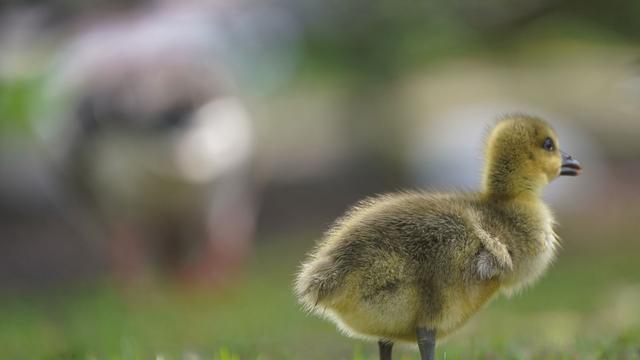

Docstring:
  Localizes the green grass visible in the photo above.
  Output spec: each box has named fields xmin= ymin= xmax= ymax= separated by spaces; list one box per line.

xmin=0 ymin=238 xmax=639 ymax=359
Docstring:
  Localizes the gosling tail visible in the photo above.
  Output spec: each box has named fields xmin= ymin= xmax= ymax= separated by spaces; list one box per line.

xmin=294 ymin=257 xmax=342 ymax=312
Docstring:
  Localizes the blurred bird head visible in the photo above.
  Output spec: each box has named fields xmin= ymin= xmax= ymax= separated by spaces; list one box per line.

xmin=482 ymin=114 xmax=582 ymax=199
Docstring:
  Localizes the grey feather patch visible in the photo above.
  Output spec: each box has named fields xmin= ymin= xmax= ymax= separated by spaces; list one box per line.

xmin=476 ymin=250 xmax=500 ymax=280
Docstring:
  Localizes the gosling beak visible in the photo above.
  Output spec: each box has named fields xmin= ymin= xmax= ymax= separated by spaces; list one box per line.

xmin=560 ymin=151 xmax=582 ymax=176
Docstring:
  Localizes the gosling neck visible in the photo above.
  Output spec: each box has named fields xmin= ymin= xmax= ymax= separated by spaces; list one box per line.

xmin=481 ymin=161 xmax=546 ymax=203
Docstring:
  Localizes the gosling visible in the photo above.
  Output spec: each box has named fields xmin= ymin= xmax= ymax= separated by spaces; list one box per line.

xmin=294 ymin=115 xmax=582 ymax=360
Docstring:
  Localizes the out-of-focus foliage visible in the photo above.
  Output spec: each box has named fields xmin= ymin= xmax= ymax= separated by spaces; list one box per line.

xmin=296 ymin=0 xmax=640 ymax=76
xmin=0 ymin=78 xmax=41 ymax=133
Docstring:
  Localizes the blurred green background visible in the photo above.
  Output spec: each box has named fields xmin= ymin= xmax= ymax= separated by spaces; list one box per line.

xmin=1 ymin=0 xmax=639 ymax=359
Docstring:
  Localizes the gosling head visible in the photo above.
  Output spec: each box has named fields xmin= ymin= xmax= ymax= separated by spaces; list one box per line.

xmin=482 ymin=114 xmax=582 ymax=200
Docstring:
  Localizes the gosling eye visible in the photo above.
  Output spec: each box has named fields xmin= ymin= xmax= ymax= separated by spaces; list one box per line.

xmin=542 ymin=137 xmax=555 ymax=151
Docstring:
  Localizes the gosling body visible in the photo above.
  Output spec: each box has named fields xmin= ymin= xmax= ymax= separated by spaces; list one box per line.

xmin=299 ymin=190 xmax=556 ymax=341
xmin=295 ymin=115 xmax=581 ymax=359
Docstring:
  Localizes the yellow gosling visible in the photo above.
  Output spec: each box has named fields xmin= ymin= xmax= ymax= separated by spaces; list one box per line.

xmin=294 ymin=114 xmax=582 ymax=360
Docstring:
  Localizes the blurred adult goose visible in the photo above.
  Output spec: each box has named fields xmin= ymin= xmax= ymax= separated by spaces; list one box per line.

xmin=295 ymin=115 xmax=581 ymax=360
xmin=40 ymin=5 xmax=257 ymax=285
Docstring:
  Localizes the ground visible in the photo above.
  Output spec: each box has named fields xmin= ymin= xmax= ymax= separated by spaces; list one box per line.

xmin=1 ymin=235 xmax=639 ymax=360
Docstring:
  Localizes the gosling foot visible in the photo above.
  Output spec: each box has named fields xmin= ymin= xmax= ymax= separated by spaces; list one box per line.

xmin=416 ymin=327 xmax=436 ymax=360
xmin=378 ymin=339 xmax=393 ymax=360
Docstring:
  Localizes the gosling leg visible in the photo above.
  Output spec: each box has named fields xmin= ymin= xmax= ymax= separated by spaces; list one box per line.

xmin=416 ymin=327 xmax=436 ymax=360
xmin=378 ymin=339 xmax=393 ymax=360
